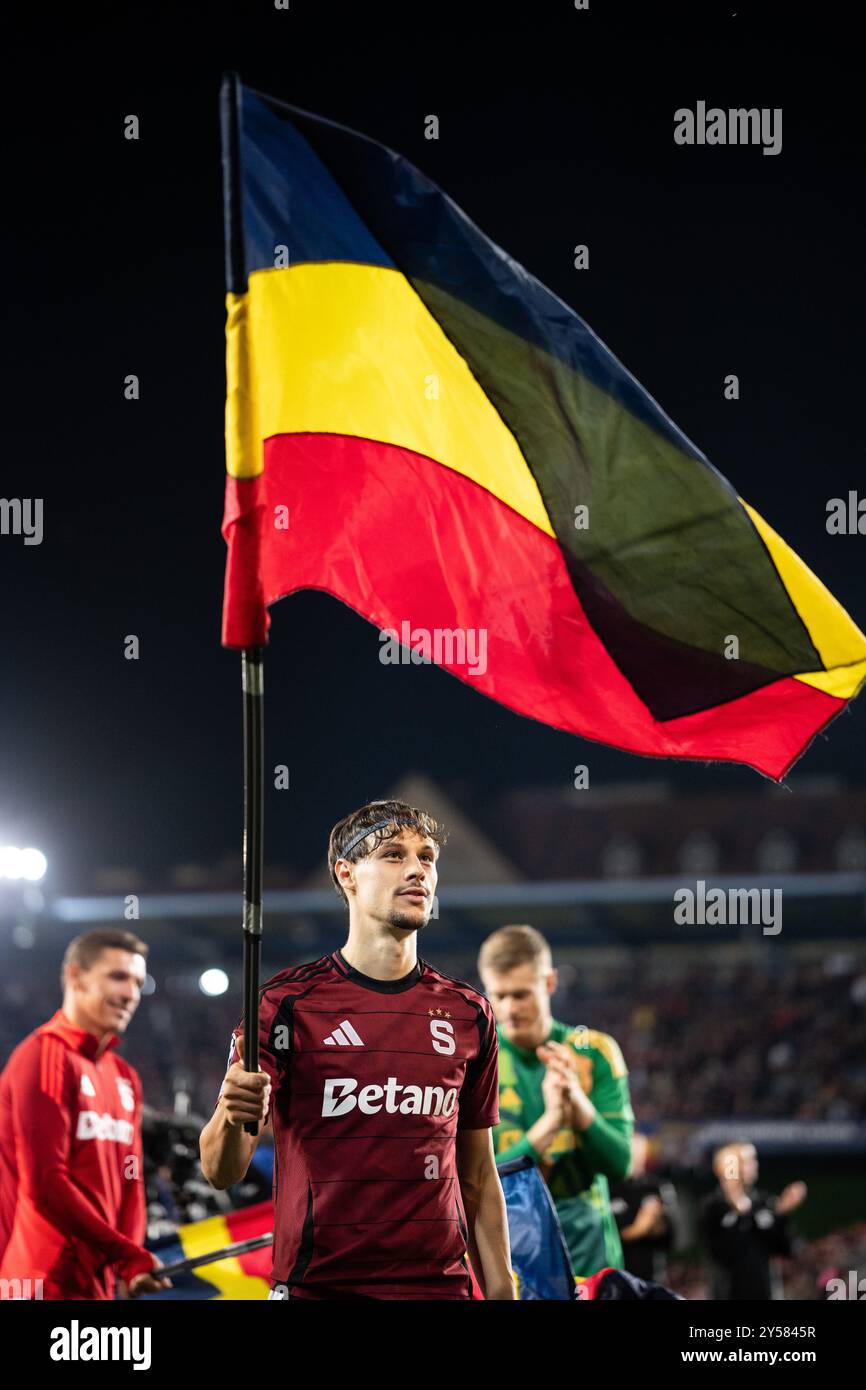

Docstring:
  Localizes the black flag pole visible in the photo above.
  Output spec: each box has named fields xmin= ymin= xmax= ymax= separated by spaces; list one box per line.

xmin=220 ymin=71 xmax=263 ymax=1134
xmin=241 ymin=647 xmax=264 ymax=1134
xmin=156 ymin=1231 xmax=274 ymax=1281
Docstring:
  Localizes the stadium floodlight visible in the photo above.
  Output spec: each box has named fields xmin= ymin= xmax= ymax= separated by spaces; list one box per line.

xmin=20 ymin=848 xmax=47 ymax=881
xmin=0 ymin=846 xmax=47 ymax=881
xmin=199 ymin=968 xmax=229 ymax=997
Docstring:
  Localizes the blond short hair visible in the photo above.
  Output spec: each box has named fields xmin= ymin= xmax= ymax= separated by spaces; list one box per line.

xmin=478 ymin=924 xmax=552 ymax=977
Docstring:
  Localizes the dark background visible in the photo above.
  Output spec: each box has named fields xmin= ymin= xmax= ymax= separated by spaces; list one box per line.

xmin=2 ymin=1 xmax=863 ymax=892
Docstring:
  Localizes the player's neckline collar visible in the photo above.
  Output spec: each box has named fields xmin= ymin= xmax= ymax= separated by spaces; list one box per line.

xmin=501 ymin=1021 xmax=561 ymax=1060
xmin=332 ymin=948 xmax=423 ymax=993
xmin=44 ymin=1009 xmax=120 ymax=1059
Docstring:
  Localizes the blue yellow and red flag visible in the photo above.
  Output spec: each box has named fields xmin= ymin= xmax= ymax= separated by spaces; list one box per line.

xmin=147 ymin=1200 xmax=272 ymax=1300
xmin=220 ymin=77 xmax=866 ymax=780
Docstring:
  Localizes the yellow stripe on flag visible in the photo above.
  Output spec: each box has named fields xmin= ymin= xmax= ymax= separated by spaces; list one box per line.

xmin=225 ymin=262 xmax=553 ymax=537
xmin=742 ymin=500 xmax=866 ymax=694
xmin=179 ymin=1214 xmax=270 ymax=1301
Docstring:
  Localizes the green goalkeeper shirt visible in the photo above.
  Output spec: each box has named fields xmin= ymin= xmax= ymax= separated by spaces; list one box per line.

xmin=493 ymin=1019 xmax=634 ymax=1277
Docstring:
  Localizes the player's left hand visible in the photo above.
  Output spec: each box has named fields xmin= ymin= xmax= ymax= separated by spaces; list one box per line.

xmin=537 ymin=1041 xmax=595 ymax=1130
xmin=776 ymin=1181 xmax=807 ymax=1215
xmin=537 ymin=1041 xmax=580 ymax=1095
xmin=128 ymin=1256 xmax=173 ymax=1297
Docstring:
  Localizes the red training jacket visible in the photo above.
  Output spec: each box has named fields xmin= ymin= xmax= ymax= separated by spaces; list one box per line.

xmin=0 ymin=1009 xmax=151 ymax=1299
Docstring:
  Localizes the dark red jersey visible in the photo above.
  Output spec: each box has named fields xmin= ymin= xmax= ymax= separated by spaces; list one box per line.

xmin=0 ymin=1010 xmax=151 ymax=1300
xmin=223 ymin=950 xmax=500 ymax=1299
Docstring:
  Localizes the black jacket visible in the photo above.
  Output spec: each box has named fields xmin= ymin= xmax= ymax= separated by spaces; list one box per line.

xmin=701 ymin=1188 xmax=793 ymax=1300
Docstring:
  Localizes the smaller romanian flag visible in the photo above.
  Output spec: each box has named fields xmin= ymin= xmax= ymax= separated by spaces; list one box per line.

xmin=220 ymin=77 xmax=866 ymax=781
xmin=146 ymin=1200 xmax=273 ymax=1300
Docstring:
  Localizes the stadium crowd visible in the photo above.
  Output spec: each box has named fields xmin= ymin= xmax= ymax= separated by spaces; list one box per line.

xmin=555 ymin=951 xmax=866 ymax=1126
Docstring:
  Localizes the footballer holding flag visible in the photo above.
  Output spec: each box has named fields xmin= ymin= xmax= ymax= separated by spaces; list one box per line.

xmin=200 ymin=799 xmax=515 ymax=1300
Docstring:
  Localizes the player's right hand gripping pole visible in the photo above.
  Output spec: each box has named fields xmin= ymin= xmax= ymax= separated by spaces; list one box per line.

xmin=241 ymin=647 xmax=264 ymax=1135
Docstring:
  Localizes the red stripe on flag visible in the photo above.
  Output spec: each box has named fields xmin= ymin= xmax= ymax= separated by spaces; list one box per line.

xmin=221 ymin=433 xmax=844 ymax=780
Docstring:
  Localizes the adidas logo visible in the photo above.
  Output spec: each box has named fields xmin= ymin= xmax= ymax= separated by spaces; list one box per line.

xmin=323 ymin=1020 xmax=364 ymax=1047
xmin=80 ymin=1074 xmax=96 ymax=1097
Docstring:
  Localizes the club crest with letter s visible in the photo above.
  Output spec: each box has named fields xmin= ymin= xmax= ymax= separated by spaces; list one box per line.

xmin=116 ymin=1077 xmax=135 ymax=1112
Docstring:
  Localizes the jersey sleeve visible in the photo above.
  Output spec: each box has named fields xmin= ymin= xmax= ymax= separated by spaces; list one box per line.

xmin=458 ymin=1001 xmax=500 ymax=1130
xmin=218 ymin=989 xmax=286 ymax=1108
xmin=117 ymin=1066 xmax=146 ymax=1246
xmin=701 ymin=1193 xmax=738 ymax=1264
xmin=9 ymin=1037 xmax=151 ymax=1278
xmin=577 ymin=1034 xmax=634 ymax=1182
xmin=755 ymin=1195 xmax=795 ymax=1257
xmin=493 ymin=1126 xmax=542 ymax=1165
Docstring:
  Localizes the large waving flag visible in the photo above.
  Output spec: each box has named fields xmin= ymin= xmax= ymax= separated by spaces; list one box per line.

xmin=220 ymin=77 xmax=866 ymax=780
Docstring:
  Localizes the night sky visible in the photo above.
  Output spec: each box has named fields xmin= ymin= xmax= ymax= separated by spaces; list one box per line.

xmin=2 ymin=3 xmax=863 ymax=893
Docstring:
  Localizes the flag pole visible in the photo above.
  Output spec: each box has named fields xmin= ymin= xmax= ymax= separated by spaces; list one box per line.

xmin=241 ymin=647 xmax=264 ymax=1133
xmin=156 ymin=1231 xmax=274 ymax=1280
xmin=221 ymin=70 xmax=263 ymax=1133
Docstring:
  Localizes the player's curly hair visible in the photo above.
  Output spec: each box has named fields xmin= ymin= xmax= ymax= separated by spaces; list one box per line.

xmin=328 ymin=799 xmax=446 ymax=908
